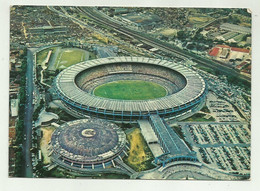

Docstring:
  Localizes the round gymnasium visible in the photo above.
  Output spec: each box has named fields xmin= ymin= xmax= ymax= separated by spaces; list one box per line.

xmin=48 ymin=118 xmax=127 ymax=171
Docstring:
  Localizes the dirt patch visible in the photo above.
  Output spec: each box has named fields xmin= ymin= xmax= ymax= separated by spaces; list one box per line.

xmin=188 ymin=16 xmax=211 ymax=24
xmin=40 ymin=126 xmax=56 ymax=164
xmin=125 ymin=128 xmax=154 ymax=171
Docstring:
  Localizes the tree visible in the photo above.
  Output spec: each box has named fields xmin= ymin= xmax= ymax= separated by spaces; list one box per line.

xmin=177 ymin=31 xmax=187 ymax=39
xmin=14 ymin=147 xmax=24 ymax=177
xmin=228 ymin=15 xmax=241 ymax=24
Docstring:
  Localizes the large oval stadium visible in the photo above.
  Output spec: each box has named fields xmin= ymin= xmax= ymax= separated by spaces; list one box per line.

xmin=54 ymin=57 xmax=207 ymax=122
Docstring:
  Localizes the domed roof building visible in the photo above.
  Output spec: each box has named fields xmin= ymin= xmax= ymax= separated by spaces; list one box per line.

xmin=48 ymin=118 xmax=128 ymax=172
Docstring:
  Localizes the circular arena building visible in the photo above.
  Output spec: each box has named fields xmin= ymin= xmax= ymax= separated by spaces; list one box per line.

xmin=48 ymin=118 xmax=127 ymax=171
xmin=54 ymin=57 xmax=207 ymax=122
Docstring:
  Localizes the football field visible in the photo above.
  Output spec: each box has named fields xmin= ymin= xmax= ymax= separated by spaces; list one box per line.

xmin=55 ymin=48 xmax=89 ymax=69
xmin=94 ymin=80 xmax=167 ymax=100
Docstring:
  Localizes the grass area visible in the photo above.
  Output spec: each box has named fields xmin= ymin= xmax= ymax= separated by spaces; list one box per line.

xmin=94 ymin=80 xmax=167 ymax=100
xmin=40 ymin=126 xmax=56 ymax=164
xmin=123 ymin=128 xmax=154 ymax=172
xmin=188 ymin=16 xmax=212 ymax=24
xmin=55 ymin=48 xmax=88 ymax=69
xmin=160 ymin=28 xmax=178 ymax=37
xmin=240 ymin=22 xmax=251 ymax=27
xmin=195 ymin=65 xmax=216 ymax=75
xmin=232 ymin=14 xmax=251 ymax=27
xmin=171 ymin=125 xmax=193 ymax=151
xmin=120 ymin=44 xmax=150 ymax=57
xmin=36 ymin=47 xmax=58 ymax=65
xmin=93 ymin=33 xmax=109 ymax=44
xmin=201 ymin=105 xmax=210 ymax=113
xmin=88 ymin=51 xmax=96 ymax=60
xmin=45 ymin=107 xmax=77 ymax=122
xmin=184 ymin=113 xmax=216 ymax=122
xmin=171 ymin=125 xmax=185 ymax=140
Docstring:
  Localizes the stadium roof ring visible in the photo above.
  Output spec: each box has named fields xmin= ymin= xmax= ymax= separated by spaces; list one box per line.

xmin=49 ymin=118 xmax=127 ymax=170
xmin=54 ymin=57 xmax=207 ymax=122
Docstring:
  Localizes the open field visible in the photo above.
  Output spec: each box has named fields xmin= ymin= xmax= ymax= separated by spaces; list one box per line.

xmin=188 ymin=16 xmax=213 ymax=24
xmin=55 ymin=48 xmax=89 ymax=69
xmin=160 ymin=28 xmax=178 ymax=37
xmin=36 ymin=47 xmax=58 ymax=65
xmin=40 ymin=126 xmax=56 ymax=164
xmin=124 ymin=128 xmax=154 ymax=172
xmin=232 ymin=14 xmax=251 ymax=27
xmin=94 ymin=80 xmax=167 ymax=100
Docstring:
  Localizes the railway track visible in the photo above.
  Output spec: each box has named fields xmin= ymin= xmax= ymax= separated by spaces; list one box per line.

xmin=59 ymin=6 xmax=251 ymax=83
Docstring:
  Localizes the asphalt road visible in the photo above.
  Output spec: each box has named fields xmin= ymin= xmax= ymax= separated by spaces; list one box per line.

xmin=22 ymin=48 xmax=34 ymax=178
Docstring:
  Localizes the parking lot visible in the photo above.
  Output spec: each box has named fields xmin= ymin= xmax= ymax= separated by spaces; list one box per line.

xmin=179 ymin=122 xmax=250 ymax=174
xmin=206 ymin=92 xmax=244 ymax=122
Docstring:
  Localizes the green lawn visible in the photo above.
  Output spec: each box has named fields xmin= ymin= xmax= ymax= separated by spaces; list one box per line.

xmin=88 ymin=52 xmax=96 ymax=60
xmin=36 ymin=47 xmax=57 ymax=65
xmin=55 ymin=48 xmax=88 ymax=69
xmin=201 ymin=105 xmax=210 ymax=113
xmin=94 ymin=80 xmax=167 ymax=100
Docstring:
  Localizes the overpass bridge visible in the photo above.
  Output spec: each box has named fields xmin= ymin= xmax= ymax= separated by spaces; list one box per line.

xmin=138 ymin=115 xmax=198 ymax=167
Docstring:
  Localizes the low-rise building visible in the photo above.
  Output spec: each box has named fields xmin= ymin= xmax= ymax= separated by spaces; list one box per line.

xmin=10 ymin=99 xmax=19 ymax=117
xmin=220 ymin=23 xmax=251 ymax=34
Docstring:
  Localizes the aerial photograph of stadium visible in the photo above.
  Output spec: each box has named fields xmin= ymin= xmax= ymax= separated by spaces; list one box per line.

xmin=8 ymin=6 xmax=252 ymax=180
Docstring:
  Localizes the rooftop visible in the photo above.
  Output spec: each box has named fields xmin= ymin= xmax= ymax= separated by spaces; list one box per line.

xmin=149 ymin=115 xmax=193 ymax=158
xmin=50 ymin=118 xmax=126 ymax=164
xmin=209 ymin=47 xmax=219 ymax=57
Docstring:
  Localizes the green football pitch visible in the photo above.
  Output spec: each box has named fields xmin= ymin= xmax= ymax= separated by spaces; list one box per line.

xmin=93 ymin=80 xmax=167 ymax=100
xmin=55 ymin=48 xmax=88 ymax=69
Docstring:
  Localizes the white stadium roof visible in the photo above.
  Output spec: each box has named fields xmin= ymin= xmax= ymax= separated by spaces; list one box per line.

xmin=55 ymin=57 xmax=206 ymax=112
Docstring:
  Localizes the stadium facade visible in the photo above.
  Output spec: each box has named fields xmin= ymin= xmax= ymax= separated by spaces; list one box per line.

xmin=48 ymin=118 xmax=128 ymax=171
xmin=54 ymin=57 xmax=207 ymax=122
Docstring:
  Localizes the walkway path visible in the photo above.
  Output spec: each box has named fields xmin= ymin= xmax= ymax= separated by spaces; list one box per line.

xmin=47 ymin=47 xmax=61 ymax=70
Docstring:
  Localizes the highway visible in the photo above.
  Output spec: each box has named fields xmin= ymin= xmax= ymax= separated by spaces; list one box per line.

xmin=22 ymin=48 xmax=34 ymax=178
xmin=73 ymin=7 xmax=250 ymax=83
xmin=21 ymin=45 xmax=67 ymax=177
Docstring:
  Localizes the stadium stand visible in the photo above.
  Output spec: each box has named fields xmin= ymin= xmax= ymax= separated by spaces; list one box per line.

xmin=54 ymin=57 xmax=207 ymax=122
